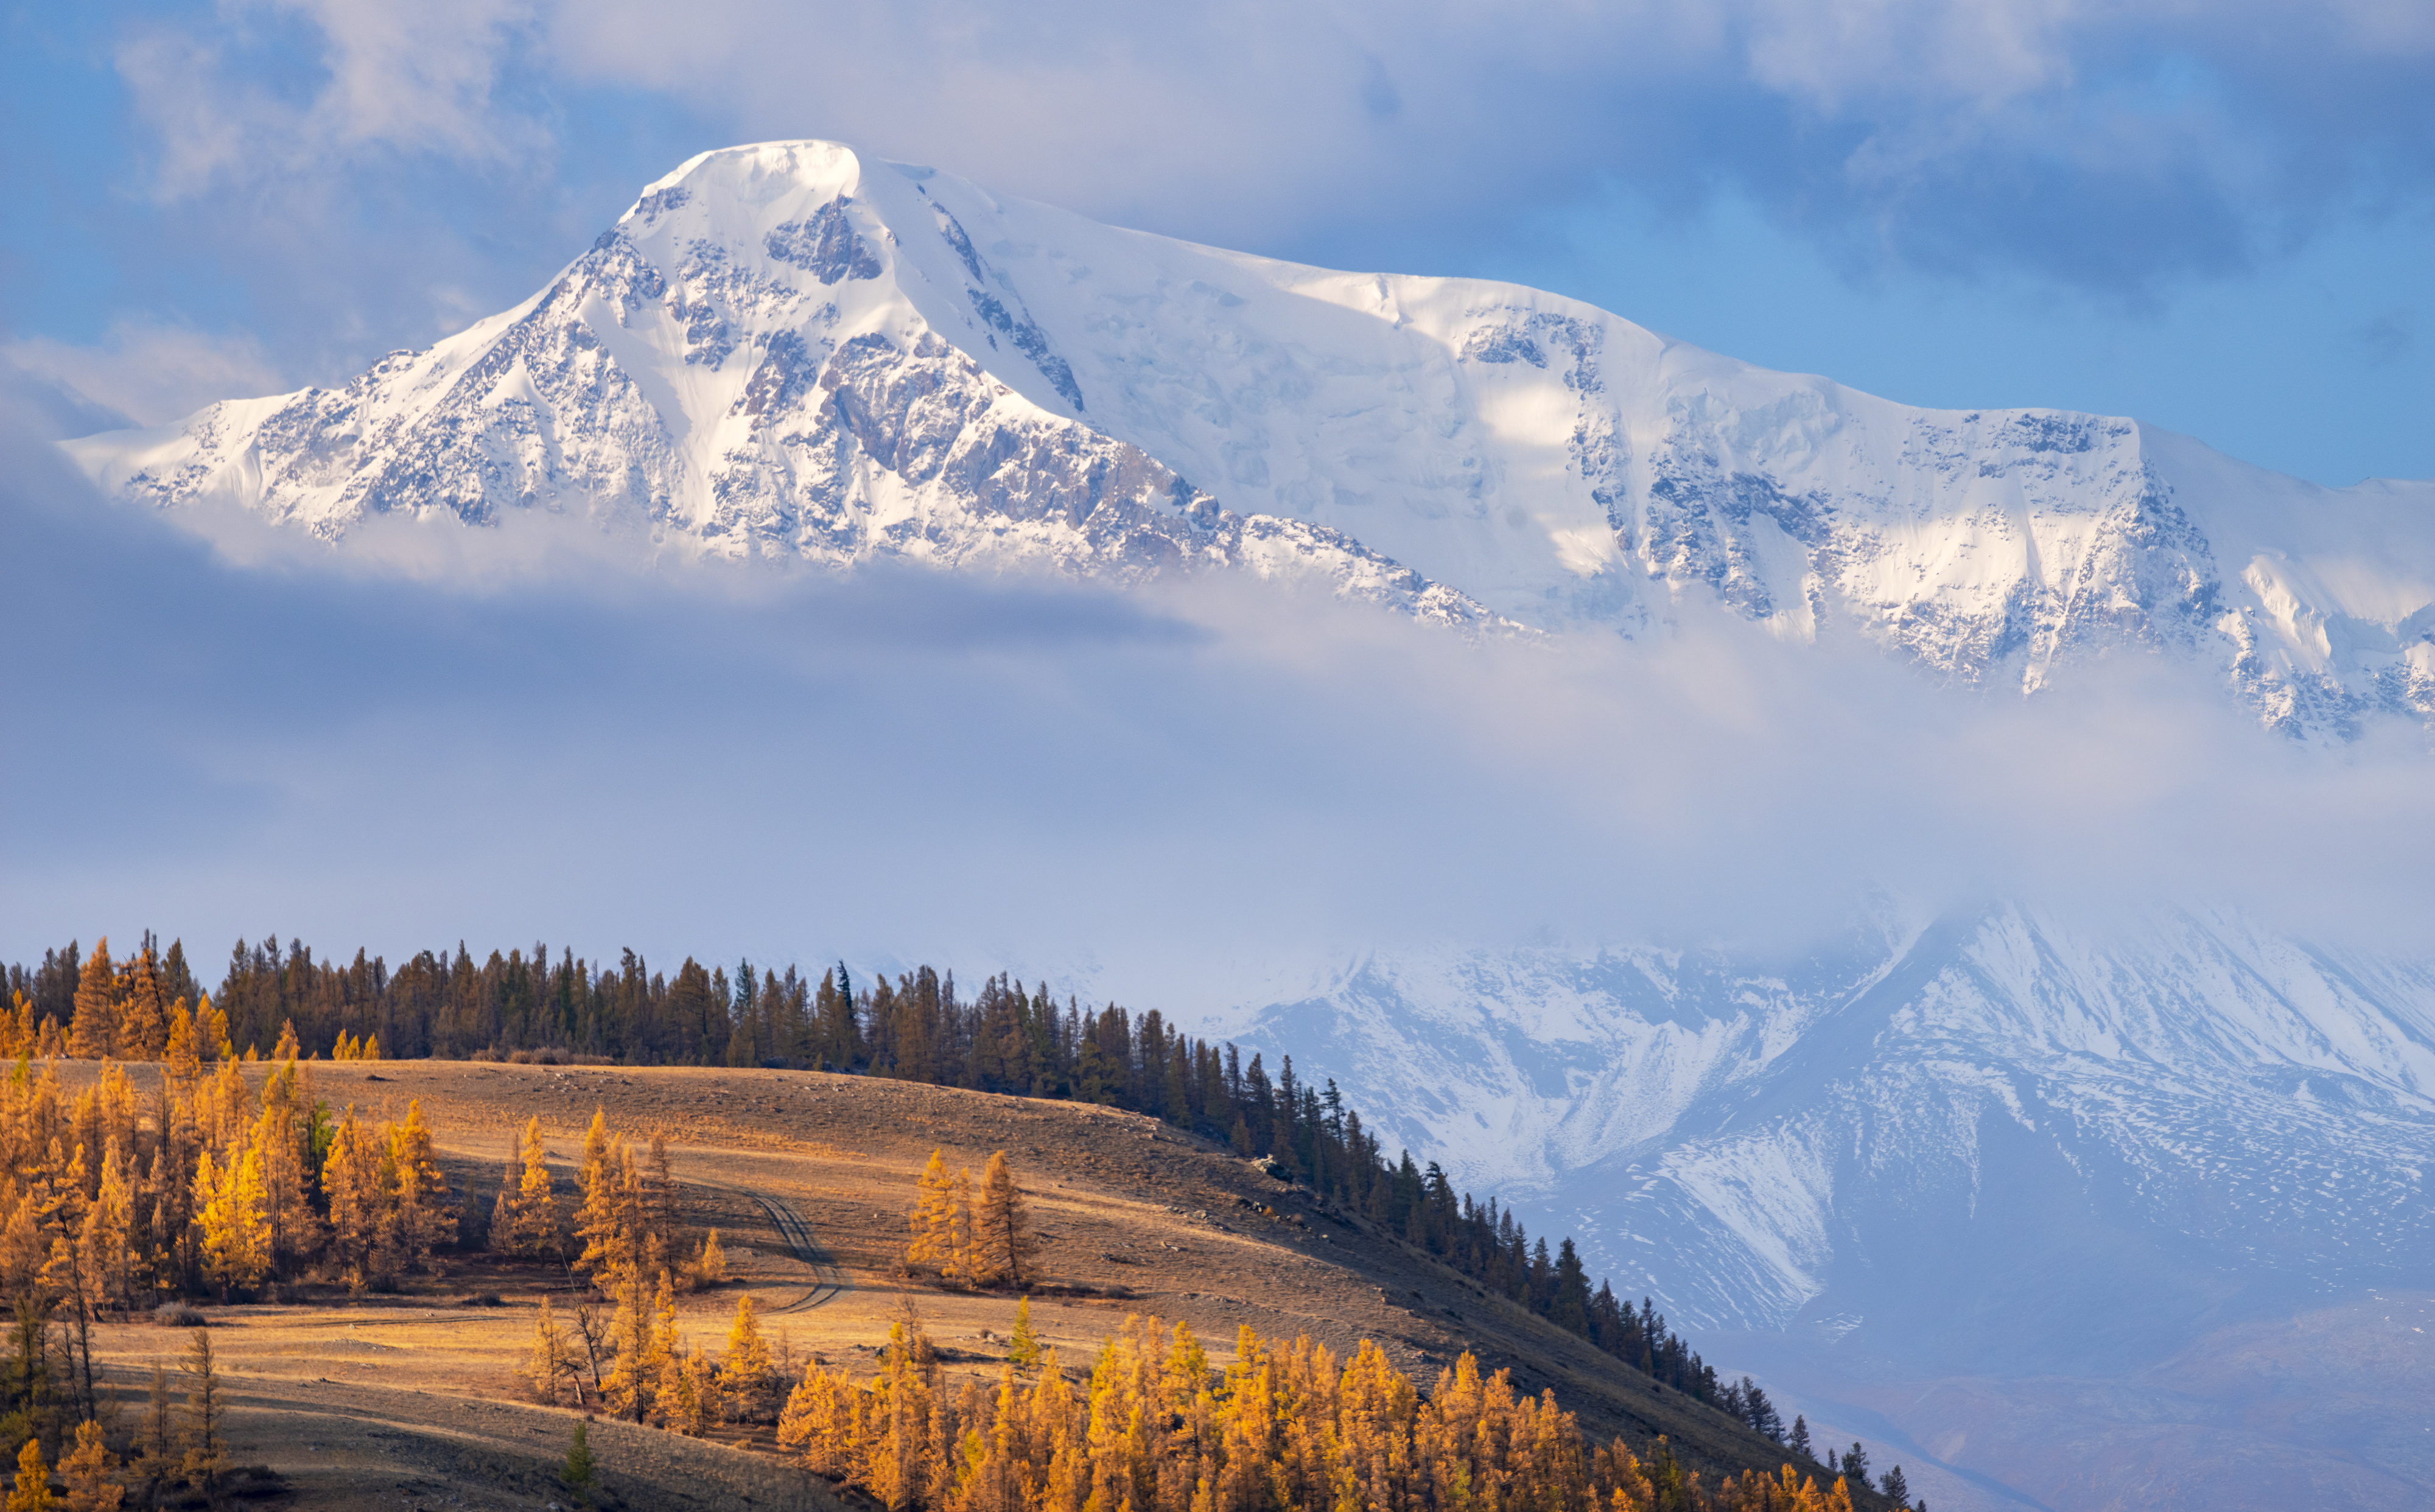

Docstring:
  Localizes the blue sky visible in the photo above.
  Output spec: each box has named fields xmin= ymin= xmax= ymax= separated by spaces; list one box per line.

xmin=4 ymin=0 xmax=2430 ymax=486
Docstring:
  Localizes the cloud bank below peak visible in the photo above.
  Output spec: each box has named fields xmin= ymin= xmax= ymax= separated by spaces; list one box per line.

xmin=7 ymin=376 xmax=2433 ymax=1004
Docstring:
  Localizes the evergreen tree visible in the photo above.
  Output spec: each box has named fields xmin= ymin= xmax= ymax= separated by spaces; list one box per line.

xmin=560 ymin=1419 xmax=596 ymax=1503
xmin=1551 ymin=1237 xmax=1591 ymax=1334
xmin=1790 ymin=1413 xmax=1813 ymax=1458
xmin=1006 ymin=1296 xmax=1040 ymax=1370
xmin=1882 ymin=1463 xmax=1911 ymax=1505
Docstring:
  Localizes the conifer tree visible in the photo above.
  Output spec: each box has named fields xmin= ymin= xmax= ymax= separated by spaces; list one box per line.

xmin=903 ymin=1150 xmax=959 ymax=1276
xmin=676 ymin=1348 xmax=718 ymax=1435
xmin=1790 ymin=1413 xmax=1813 ymax=1458
xmin=572 ymin=1110 xmax=617 ymax=1277
xmin=66 ymin=940 xmax=116 ymax=1062
xmin=5 ymin=1438 xmax=49 ymax=1512
xmin=689 ymin=1229 xmax=726 ymax=1290
xmin=970 ymin=1151 xmax=1036 ymax=1289
xmin=387 ymin=1101 xmax=455 ymax=1272
xmin=254 ymin=1059 xmax=318 ymax=1272
xmin=180 ymin=1327 xmax=224 ymax=1497
xmin=114 ymin=947 xmax=166 ymax=1061
xmin=87 ymin=1149 xmax=132 ymax=1309
xmin=1007 ymin=1296 xmax=1040 ymax=1370
xmin=527 ymin=1295 xmax=572 ymax=1406
xmin=491 ymin=1116 xmax=558 ymax=1257
xmin=641 ymin=1271 xmax=679 ymax=1426
xmin=1842 ymin=1441 xmax=1871 ymax=1485
xmin=642 ymin=1132 xmax=677 ymax=1267
xmin=57 ymin=1421 xmax=119 ymax=1512
xmin=320 ymin=1108 xmax=390 ymax=1283
xmin=600 ymin=1267 xmax=656 ymax=1424
xmin=145 ymin=1367 xmax=171 ymax=1466
xmin=195 ymin=996 xmax=233 ymax=1063
xmin=942 ymin=1169 xmax=975 ymax=1283
xmin=560 ymin=1419 xmax=595 ymax=1503
xmin=718 ymin=1292 xmax=773 ymax=1420
xmin=43 ymin=1219 xmax=103 ymax=1414
xmin=163 ymin=1005 xmax=199 ymax=1082
xmin=194 ymin=1144 xmax=269 ymax=1297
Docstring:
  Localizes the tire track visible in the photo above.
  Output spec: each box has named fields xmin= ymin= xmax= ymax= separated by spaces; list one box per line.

xmin=690 ymin=1179 xmax=848 ymax=1314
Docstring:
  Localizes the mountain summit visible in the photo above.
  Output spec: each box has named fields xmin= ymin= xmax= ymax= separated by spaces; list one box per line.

xmin=68 ymin=139 xmax=2435 ymax=732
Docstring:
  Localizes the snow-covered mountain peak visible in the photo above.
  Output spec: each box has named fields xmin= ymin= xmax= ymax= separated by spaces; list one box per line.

xmin=62 ymin=139 xmax=2435 ymax=735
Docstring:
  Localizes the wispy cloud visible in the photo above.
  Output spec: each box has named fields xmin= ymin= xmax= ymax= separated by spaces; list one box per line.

xmin=2 ymin=318 xmax=284 ymax=430
xmin=83 ymin=1 xmax=2435 ymax=302
xmin=118 ymin=0 xmax=544 ymax=201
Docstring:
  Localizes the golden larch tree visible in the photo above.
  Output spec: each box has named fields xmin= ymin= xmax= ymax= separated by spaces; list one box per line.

xmin=66 ymin=939 xmax=117 ymax=1062
xmin=903 ymin=1149 xmax=964 ymax=1276
xmin=491 ymin=1116 xmax=558 ymax=1256
xmin=194 ymin=1142 xmax=270 ymax=1296
xmin=970 ymin=1150 xmax=1037 ymax=1289
xmin=387 ymin=1100 xmax=455 ymax=1272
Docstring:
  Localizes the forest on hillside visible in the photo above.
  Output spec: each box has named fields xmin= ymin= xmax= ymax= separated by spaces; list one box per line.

xmin=7 ymin=936 xmax=1789 ymax=1451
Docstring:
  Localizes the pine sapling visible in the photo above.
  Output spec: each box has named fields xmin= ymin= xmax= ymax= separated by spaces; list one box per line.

xmin=1007 ymin=1297 xmax=1040 ymax=1370
xmin=561 ymin=1419 xmax=597 ymax=1503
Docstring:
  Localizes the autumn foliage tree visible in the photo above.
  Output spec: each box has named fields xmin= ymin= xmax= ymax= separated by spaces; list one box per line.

xmin=489 ymin=1117 xmax=559 ymax=1258
xmin=776 ymin=1311 xmax=1863 ymax=1512
xmin=903 ymin=1149 xmax=1032 ymax=1288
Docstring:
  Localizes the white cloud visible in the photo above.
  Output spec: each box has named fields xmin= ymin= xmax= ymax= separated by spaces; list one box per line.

xmin=117 ymin=0 xmax=541 ymax=200
xmin=1 ymin=320 xmax=286 ymax=430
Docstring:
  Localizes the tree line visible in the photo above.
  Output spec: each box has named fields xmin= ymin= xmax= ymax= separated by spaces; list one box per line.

xmin=7 ymin=937 xmax=1779 ymax=1442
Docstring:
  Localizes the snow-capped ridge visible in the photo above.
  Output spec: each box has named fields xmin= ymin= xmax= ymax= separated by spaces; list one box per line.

xmin=62 ymin=138 xmax=2435 ymax=735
